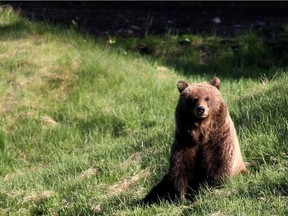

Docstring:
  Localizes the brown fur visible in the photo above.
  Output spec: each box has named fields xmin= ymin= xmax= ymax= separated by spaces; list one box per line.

xmin=143 ymin=77 xmax=247 ymax=204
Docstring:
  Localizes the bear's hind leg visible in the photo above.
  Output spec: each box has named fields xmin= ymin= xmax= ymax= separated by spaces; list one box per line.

xmin=142 ymin=175 xmax=177 ymax=205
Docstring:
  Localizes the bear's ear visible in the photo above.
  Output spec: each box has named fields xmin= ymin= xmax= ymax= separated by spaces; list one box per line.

xmin=210 ymin=77 xmax=221 ymax=90
xmin=177 ymin=80 xmax=189 ymax=93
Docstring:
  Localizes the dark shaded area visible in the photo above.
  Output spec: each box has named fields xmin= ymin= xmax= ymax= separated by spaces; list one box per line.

xmin=5 ymin=2 xmax=288 ymax=38
xmin=0 ymin=20 xmax=31 ymax=40
xmin=2 ymin=2 xmax=288 ymax=79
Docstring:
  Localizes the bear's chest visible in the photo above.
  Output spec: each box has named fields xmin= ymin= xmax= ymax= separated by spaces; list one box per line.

xmin=187 ymin=124 xmax=211 ymax=145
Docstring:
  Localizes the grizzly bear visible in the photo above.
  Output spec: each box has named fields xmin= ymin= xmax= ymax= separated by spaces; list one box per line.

xmin=143 ymin=77 xmax=247 ymax=204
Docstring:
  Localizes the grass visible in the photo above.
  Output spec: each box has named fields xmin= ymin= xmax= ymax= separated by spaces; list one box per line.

xmin=0 ymin=5 xmax=287 ymax=215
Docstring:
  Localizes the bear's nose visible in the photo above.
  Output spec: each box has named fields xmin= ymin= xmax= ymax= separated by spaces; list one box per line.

xmin=196 ymin=106 xmax=205 ymax=116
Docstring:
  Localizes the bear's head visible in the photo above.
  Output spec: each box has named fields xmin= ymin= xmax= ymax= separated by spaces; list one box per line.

xmin=176 ymin=77 xmax=224 ymax=121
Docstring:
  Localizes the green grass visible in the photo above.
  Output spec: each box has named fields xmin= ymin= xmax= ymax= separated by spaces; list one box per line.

xmin=0 ymin=5 xmax=287 ymax=215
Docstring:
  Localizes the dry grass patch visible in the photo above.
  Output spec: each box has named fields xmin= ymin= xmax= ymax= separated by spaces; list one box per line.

xmin=107 ymin=169 xmax=150 ymax=196
xmin=117 ymin=152 xmax=143 ymax=169
xmin=21 ymin=190 xmax=55 ymax=204
xmin=40 ymin=115 xmax=59 ymax=128
xmin=79 ymin=168 xmax=98 ymax=180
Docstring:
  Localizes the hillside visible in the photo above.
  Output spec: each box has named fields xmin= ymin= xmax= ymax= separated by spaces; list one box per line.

xmin=0 ymin=5 xmax=287 ymax=215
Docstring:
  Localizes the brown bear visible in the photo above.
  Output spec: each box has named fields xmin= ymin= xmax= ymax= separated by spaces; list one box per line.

xmin=143 ymin=77 xmax=247 ymax=204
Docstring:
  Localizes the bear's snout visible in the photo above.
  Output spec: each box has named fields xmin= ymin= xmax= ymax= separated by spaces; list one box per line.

xmin=194 ymin=106 xmax=209 ymax=118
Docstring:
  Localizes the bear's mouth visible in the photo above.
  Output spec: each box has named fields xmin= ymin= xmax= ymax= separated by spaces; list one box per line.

xmin=194 ymin=106 xmax=209 ymax=118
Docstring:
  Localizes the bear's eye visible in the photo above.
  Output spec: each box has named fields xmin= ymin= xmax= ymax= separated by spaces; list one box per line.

xmin=205 ymin=97 xmax=210 ymax=102
xmin=191 ymin=97 xmax=198 ymax=104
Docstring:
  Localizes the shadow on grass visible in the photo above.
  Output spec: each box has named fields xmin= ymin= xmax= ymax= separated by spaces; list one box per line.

xmin=0 ymin=20 xmax=31 ymax=40
xmin=242 ymin=175 xmax=288 ymax=198
xmin=118 ymin=31 xmax=288 ymax=80
xmin=3 ymin=3 xmax=288 ymax=80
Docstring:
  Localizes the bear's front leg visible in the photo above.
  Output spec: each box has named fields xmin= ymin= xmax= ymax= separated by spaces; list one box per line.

xmin=169 ymin=147 xmax=199 ymax=200
xmin=202 ymin=143 xmax=233 ymax=185
xmin=173 ymin=173 xmax=189 ymax=200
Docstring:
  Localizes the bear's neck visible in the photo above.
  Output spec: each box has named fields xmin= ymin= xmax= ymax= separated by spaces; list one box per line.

xmin=176 ymin=113 xmax=227 ymax=147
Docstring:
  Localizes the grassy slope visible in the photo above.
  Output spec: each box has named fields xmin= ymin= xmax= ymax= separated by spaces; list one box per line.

xmin=0 ymin=6 xmax=287 ymax=215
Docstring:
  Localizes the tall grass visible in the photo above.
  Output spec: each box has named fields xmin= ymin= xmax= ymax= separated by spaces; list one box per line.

xmin=0 ymin=5 xmax=287 ymax=215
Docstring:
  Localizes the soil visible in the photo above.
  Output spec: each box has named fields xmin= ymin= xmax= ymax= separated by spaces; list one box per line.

xmin=6 ymin=2 xmax=288 ymax=39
